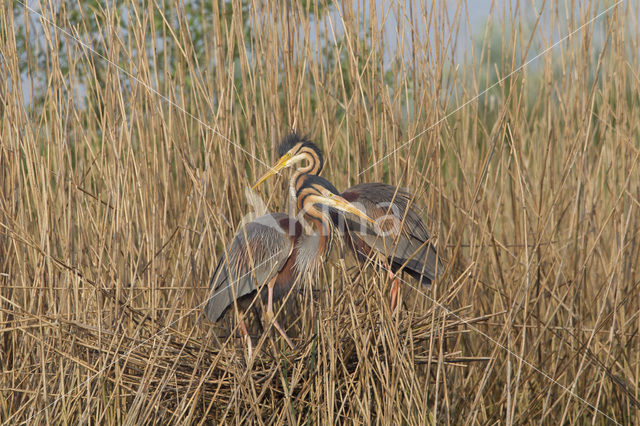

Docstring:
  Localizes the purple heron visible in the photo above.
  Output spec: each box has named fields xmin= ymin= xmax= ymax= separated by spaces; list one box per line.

xmin=204 ymin=174 xmax=373 ymax=357
xmin=253 ymin=133 xmax=442 ymax=310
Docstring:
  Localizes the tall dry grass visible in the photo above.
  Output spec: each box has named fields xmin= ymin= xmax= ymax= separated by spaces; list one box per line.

xmin=1 ymin=0 xmax=639 ymax=423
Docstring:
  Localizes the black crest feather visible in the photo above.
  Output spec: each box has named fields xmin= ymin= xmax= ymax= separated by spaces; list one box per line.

xmin=277 ymin=132 xmax=324 ymax=169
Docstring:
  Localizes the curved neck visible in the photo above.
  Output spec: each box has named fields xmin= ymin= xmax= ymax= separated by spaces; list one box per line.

xmin=289 ymin=149 xmax=323 ymax=199
xmin=290 ymin=169 xmax=306 ymax=197
xmin=292 ymin=207 xmax=334 ymax=277
xmin=298 ymin=149 xmax=323 ymax=175
xmin=300 ymin=205 xmax=333 ymax=258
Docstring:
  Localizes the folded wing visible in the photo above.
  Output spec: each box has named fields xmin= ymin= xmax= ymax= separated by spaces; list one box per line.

xmin=204 ymin=213 xmax=294 ymax=322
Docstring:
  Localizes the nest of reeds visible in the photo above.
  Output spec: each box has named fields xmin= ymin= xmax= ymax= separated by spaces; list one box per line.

xmin=31 ymin=270 xmax=488 ymax=424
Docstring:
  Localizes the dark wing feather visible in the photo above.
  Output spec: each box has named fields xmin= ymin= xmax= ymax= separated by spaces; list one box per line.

xmin=341 ymin=183 xmax=441 ymax=284
xmin=204 ymin=213 xmax=294 ymax=322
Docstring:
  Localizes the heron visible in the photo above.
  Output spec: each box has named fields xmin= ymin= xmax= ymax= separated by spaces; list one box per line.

xmin=252 ymin=133 xmax=442 ymax=310
xmin=204 ymin=174 xmax=374 ymax=357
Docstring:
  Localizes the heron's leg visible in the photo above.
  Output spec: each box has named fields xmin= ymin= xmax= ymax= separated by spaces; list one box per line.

xmin=388 ymin=270 xmax=400 ymax=312
xmin=378 ymin=255 xmax=400 ymax=312
xmin=265 ymin=280 xmax=295 ymax=350
xmin=238 ymin=314 xmax=253 ymax=359
xmin=251 ymin=304 xmax=264 ymax=333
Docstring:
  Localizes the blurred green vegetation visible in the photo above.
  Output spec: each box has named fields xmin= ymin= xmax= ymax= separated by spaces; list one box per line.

xmin=13 ymin=0 xmax=637 ymax=159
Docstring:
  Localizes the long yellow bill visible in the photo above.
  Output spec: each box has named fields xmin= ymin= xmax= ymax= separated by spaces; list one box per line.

xmin=252 ymin=153 xmax=292 ymax=189
xmin=311 ymin=195 xmax=376 ymax=224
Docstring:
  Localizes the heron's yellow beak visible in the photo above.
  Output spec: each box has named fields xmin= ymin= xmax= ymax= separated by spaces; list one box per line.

xmin=252 ymin=153 xmax=292 ymax=189
xmin=319 ymin=196 xmax=375 ymax=224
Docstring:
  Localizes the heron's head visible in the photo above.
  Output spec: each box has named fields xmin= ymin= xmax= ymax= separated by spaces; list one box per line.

xmin=252 ymin=132 xmax=323 ymax=189
xmin=296 ymin=175 xmax=374 ymax=225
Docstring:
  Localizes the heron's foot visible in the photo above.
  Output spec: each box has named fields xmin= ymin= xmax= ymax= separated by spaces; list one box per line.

xmin=244 ymin=335 xmax=254 ymax=359
xmin=272 ymin=319 xmax=296 ymax=350
xmin=265 ymin=310 xmax=296 ymax=350
xmin=238 ymin=318 xmax=254 ymax=359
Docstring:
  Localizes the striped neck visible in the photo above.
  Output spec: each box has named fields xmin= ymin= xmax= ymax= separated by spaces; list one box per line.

xmin=297 ymin=148 xmax=323 ymax=176
xmin=294 ymin=212 xmax=333 ymax=276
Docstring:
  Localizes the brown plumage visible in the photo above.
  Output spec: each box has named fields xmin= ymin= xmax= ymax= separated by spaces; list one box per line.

xmin=205 ymin=174 xmax=374 ymax=356
xmin=337 ymin=183 xmax=440 ymax=285
xmin=253 ymin=133 xmax=442 ymax=309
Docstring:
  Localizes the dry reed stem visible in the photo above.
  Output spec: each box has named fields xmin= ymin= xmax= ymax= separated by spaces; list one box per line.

xmin=1 ymin=0 xmax=639 ymax=423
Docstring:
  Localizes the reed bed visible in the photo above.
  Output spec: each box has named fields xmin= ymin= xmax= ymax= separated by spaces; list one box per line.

xmin=1 ymin=0 xmax=639 ymax=423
